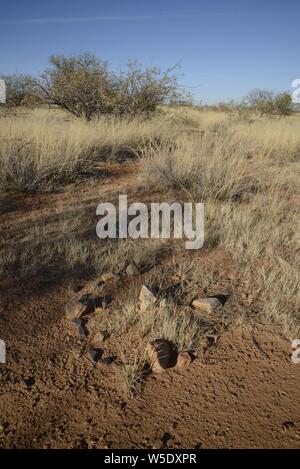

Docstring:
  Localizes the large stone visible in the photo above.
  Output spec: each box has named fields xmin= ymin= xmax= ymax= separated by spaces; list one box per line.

xmin=126 ymin=262 xmax=140 ymax=276
xmin=146 ymin=339 xmax=172 ymax=373
xmin=192 ymin=297 xmax=222 ymax=314
xmin=139 ymin=285 xmax=158 ymax=312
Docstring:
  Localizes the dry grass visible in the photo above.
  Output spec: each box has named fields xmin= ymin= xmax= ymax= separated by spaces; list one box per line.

xmin=140 ymin=129 xmax=262 ymax=202
xmin=1 ymin=105 xmax=299 ymax=339
xmin=0 ymin=175 xmax=172 ymax=281
xmin=120 ymin=349 xmax=149 ymax=396
xmin=139 ymin=108 xmax=300 ymax=337
xmin=0 ymin=107 xmax=179 ymax=193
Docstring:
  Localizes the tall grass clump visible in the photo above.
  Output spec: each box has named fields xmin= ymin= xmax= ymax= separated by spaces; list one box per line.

xmin=0 ymin=108 xmax=179 ymax=193
xmin=141 ymin=127 xmax=262 ymax=202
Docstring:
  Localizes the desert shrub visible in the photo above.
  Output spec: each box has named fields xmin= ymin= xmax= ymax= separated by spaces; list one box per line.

xmin=30 ymin=53 xmax=113 ymax=121
xmin=111 ymin=61 xmax=181 ymax=117
xmin=1 ymin=74 xmax=39 ymax=107
xmin=30 ymin=54 xmax=181 ymax=120
xmin=244 ymin=89 xmax=293 ymax=116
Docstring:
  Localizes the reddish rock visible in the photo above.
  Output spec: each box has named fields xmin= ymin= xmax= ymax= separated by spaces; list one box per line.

xmin=192 ymin=297 xmax=222 ymax=314
xmin=176 ymin=351 xmax=193 ymax=370
xmin=146 ymin=339 xmax=172 ymax=373
xmin=101 ymin=272 xmax=119 ymax=283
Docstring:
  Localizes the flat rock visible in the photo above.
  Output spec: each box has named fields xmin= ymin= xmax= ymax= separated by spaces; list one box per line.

xmin=66 ymin=292 xmax=96 ymax=320
xmin=66 ymin=301 xmax=87 ymax=320
xmin=146 ymin=339 xmax=172 ymax=373
xmin=70 ymin=319 xmax=87 ymax=339
xmin=192 ymin=297 xmax=222 ymax=314
xmin=101 ymin=272 xmax=119 ymax=283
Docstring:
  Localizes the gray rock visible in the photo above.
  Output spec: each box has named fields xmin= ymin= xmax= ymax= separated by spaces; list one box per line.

xmin=139 ymin=285 xmax=158 ymax=312
xmin=65 ymin=301 xmax=86 ymax=320
xmin=126 ymin=262 xmax=140 ymax=276
xmin=70 ymin=319 xmax=87 ymax=338
xmin=85 ymin=348 xmax=103 ymax=364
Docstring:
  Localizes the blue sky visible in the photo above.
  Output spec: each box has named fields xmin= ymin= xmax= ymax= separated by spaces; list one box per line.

xmin=0 ymin=0 xmax=299 ymax=103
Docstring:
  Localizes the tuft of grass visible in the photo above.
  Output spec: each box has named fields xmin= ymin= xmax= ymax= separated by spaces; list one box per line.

xmin=121 ymin=350 xmax=149 ymax=396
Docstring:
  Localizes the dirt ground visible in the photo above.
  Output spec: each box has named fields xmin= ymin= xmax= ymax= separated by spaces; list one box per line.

xmin=1 ymin=163 xmax=300 ymax=449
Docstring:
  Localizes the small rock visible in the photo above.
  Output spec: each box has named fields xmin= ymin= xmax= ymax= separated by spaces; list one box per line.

xmin=192 ymin=297 xmax=222 ymax=314
xmin=126 ymin=262 xmax=140 ymax=276
xmin=94 ymin=295 xmax=112 ymax=308
xmin=77 ymin=280 xmax=101 ymax=296
xmin=283 ymin=420 xmax=294 ymax=430
xmin=85 ymin=348 xmax=103 ymax=364
xmin=86 ymin=279 xmax=101 ymax=292
xmin=176 ymin=351 xmax=193 ymax=369
xmin=70 ymin=319 xmax=87 ymax=339
xmin=100 ymin=356 xmax=117 ymax=365
xmin=66 ymin=301 xmax=87 ymax=320
xmin=146 ymin=339 xmax=172 ymax=373
xmin=101 ymin=272 xmax=119 ymax=283
xmin=206 ymin=334 xmax=219 ymax=346
xmin=152 ymin=439 xmax=163 ymax=449
xmin=24 ymin=376 xmax=35 ymax=387
xmin=91 ymin=331 xmax=108 ymax=348
xmin=139 ymin=285 xmax=158 ymax=312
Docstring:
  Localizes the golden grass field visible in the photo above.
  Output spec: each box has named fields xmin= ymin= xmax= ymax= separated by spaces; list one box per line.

xmin=0 ymin=105 xmax=299 ymax=341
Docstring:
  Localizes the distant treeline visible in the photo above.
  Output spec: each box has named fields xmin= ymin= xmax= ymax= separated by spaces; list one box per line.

xmin=1 ymin=53 xmax=294 ymax=119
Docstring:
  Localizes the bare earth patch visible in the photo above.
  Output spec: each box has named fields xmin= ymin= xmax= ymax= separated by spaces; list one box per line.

xmin=0 ymin=278 xmax=299 ymax=448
